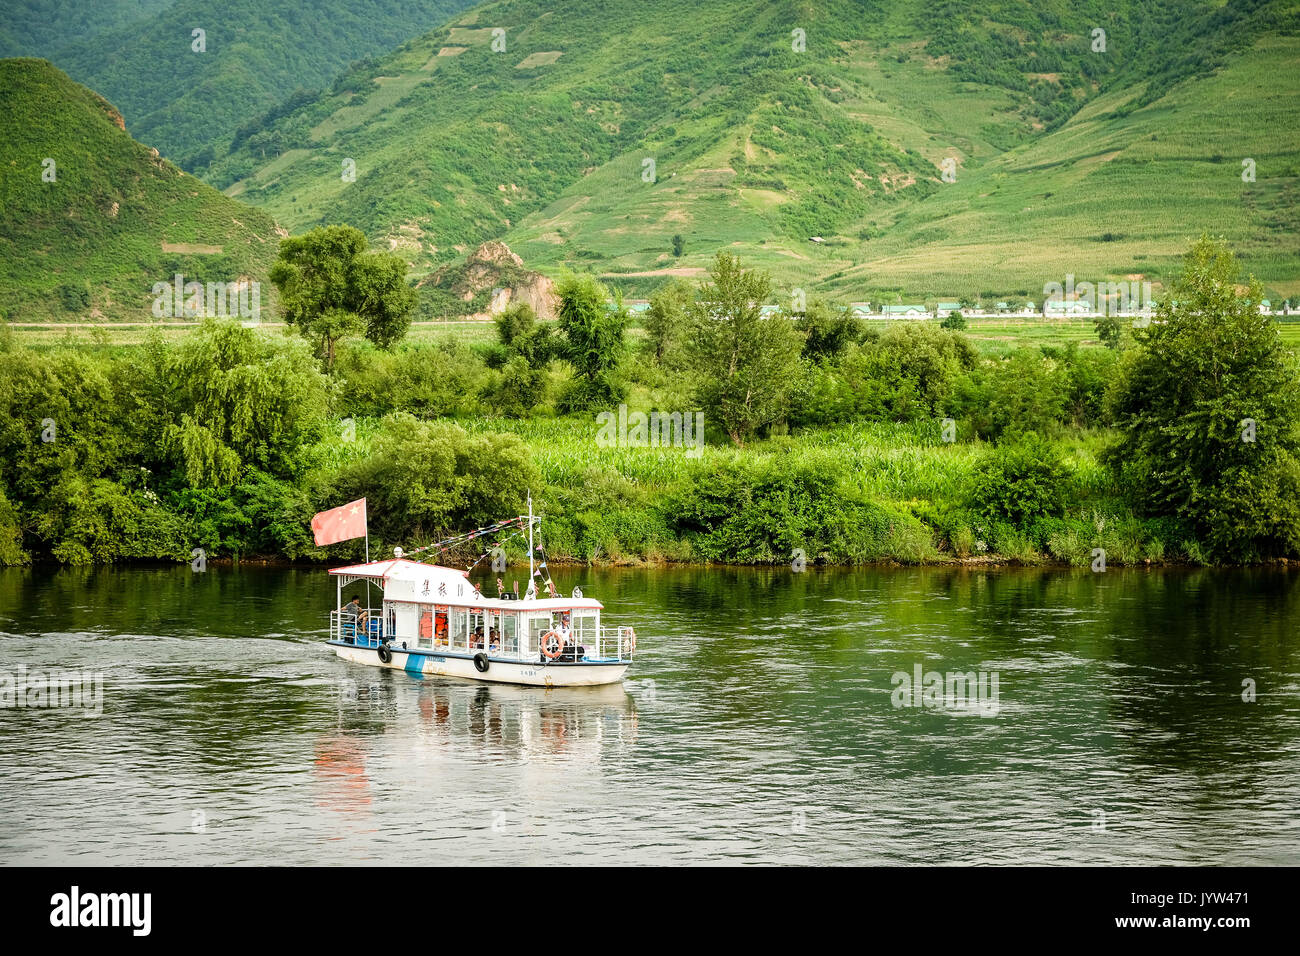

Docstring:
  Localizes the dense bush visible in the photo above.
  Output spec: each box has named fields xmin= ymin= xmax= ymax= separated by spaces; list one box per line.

xmin=335 ymin=341 xmax=485 ymax=419
xmin=330 ymin=414 xmax=539 ymax=544
xmin=674 ymin=456 xmax=933 ymax=563
xmin=1107 ymin=237 xmax=1300 ymax=560
xmin=971 ymin=433 xmax=1071 ymax=527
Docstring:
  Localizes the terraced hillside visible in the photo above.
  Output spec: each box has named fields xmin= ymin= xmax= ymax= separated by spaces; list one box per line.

xmin=205 ymin=0 xmax=1299 ymax=304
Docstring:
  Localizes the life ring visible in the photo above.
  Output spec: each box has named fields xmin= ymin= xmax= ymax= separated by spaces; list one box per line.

xmin=473 ymin=652 xmax=490 ymax=673
xmin=541 ymin=630 xmax=563 ymax=660
xmin=377 ymin=643 xmax=392 ymax=664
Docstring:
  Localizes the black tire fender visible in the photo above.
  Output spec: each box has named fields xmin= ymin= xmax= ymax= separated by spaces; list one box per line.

xmin=473 ymin=652 xmax=490 ymax=673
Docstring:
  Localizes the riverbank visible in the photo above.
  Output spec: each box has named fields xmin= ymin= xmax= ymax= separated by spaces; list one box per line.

xmin=0 ymin=408 xmax=1208 ymax=569
xmin=4 ymin=244 xmax=1296 ymax=571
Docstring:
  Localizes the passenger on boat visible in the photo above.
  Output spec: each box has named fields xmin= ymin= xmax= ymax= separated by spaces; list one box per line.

xmin=341 ymin=595 xmax=362 ymax=638
xmin=556 ymin=613 xmax=585 ymax=662
xmin=471 ymin=626 xmax=485 ymax=650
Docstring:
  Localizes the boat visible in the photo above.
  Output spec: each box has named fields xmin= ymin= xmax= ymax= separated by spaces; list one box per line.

xmin=323 ymin=499 xmax=635 ymax=687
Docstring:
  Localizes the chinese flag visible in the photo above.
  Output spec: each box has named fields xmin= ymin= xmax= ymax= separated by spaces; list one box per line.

xmin=311 ymin=498 xmax=367 ymax=547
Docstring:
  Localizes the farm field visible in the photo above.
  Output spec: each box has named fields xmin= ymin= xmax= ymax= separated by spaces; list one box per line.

xmin=9 ymin=315 xmax=1300 ymax=354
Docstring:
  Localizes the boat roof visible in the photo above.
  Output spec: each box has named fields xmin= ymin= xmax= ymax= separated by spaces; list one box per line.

xmin=329 ymin=558 xmax=466 ymax=583
xmin=329 ymin=558 xmax=603 ymax=610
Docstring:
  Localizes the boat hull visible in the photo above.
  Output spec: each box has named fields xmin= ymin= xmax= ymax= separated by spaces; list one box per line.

xmin=329 ymin=641 xmax=630 ymax=687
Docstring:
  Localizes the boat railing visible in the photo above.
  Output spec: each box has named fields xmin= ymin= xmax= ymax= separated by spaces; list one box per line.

xmin=330 ymin=609 xmax=635 ymax=662
xmin=330 ymin=608 xmax=387 ymax=647
xmin=590 ymin=625 xmax=636 ymax=662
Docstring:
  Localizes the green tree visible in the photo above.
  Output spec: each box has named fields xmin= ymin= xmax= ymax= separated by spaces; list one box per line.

xmin=1094 ymin=312 xmax=1122 ymax=349
xmin=642 ymin=279 xmax=693 ymax=365
xmin=685 ymin=253 xmax=804 ymax=445
xmin=672 ymin=234 xmax=685 ymax=257
xmin=1107 ymin=236 xmax=1300 ymax=559
xmin=270 ymin=225 xmax=416 ymax=368
xmin=493 ymin=301 xmax=555 ymax=367
xmin=795 ymin=298 xmax=861 ymax=363
xmin=161 ymin=320 xmax=330 ymax=489
xmin=555 ymin=273 xmax=627 ymax=412
xmin=940 ymin=310 xmax=967 ymax=331
xmin=333 ymin=414 xmax=538 ymax=542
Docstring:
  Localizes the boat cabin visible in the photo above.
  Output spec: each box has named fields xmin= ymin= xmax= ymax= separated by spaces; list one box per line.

xmin=327 ymin=558 xmax=628 ymax=663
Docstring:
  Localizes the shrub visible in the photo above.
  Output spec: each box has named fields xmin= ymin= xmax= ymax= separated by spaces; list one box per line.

xmin=972 ymin=432 xmax=1071 ymax=527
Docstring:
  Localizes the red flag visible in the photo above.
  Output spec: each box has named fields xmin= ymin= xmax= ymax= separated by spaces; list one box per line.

xmin=311 ymin=498 xmax=367 ymax=547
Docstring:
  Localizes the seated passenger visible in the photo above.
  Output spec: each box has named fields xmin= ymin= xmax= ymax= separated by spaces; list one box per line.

xmin=341 ymin=596 xmax=362 ymax=639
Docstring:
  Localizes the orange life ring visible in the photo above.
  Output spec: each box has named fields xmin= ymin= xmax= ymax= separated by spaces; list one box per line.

xmin=541 ymin=630 xmax=563 ymax=660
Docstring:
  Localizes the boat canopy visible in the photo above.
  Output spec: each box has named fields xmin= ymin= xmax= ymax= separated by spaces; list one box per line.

xmin=328 ymin=558 xmax=602 ymax=611
xmin=330 ymin=558 xmax=466 ymax=588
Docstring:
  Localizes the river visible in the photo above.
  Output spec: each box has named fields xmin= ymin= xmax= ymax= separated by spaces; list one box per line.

xmin=1 ymin=563 xmax=1297 ymax=865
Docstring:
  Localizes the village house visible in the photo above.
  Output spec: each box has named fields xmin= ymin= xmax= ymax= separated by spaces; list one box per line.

xmin=881 ymin=304 xmax=929 ymax=319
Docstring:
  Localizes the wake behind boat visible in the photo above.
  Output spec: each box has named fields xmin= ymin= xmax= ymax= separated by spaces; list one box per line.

xmin=320 ymin=497 xmax=635 ymax=687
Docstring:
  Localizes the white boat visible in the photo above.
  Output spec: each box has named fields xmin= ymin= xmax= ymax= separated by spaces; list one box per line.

xmin=324 ymin=505 xmax=635 ymax=688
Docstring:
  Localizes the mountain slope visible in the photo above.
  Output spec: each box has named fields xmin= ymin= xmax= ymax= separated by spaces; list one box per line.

xmin=207 ymin=0 xmax=1300 ymax=302
xmin=46 ymin=0 xmax=477 ymax=167
xmin=0 ymin=58 xmax=281 ymax=321
xmin=0 ymin=0 xmax=175 ymax=59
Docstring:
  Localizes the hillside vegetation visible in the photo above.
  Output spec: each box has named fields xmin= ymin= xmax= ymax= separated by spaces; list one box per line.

xmin=204 ymin=0 xmax=1299 ymax=302
xmin=0 ymin=59 xmax=281 ymax=321
xmin=34 ymin=0 xmax=477 ymax=167
xmin=0 ymin=0 xmax=174 ymax=59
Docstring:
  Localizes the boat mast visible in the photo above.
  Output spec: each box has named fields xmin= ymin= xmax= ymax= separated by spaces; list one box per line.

xmin=527 ymin=490 xmax=535 ymax=585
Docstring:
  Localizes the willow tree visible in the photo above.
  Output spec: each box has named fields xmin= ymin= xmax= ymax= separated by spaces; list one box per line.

xmin=162 ymin=320 xmax=330 ymax=489
xmin=270 ymin=225 xmax=415 ymax=368
xmin=1107 ymin=236 xmax=1300 ymax=559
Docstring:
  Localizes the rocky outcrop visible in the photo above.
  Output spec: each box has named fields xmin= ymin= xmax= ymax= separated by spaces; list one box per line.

xmin=429 ymin=240 xmax=558 ymax=319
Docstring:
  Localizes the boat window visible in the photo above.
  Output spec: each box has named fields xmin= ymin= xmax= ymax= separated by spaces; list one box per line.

xmin=574 ymin=611 xmax=598 ymax=648
xmin=434 ymin=606 xmax=448 ymax=647
xmin=529 ymin=614 xmax=551 ymax=652
xmin=469 ymin=610 xmax=486 ymax=650
xmin=418 ymin=607 xmax=433 ymax=649
xmin=498 ymin=611 xmax=520 ymax=656
xmin=449 ymin=606 xmax=467 ymax=651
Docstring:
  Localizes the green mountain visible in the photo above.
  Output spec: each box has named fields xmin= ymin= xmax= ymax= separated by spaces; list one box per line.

xmin=0 ymin=58 xmax=281 ymax=321
xmin=0 ymin=1 xmax=175 ymax=59
xmin=43 ymin=0 xmax=477 ymax=167
xmin=207 ymin=0 xmax=1300 ymax=304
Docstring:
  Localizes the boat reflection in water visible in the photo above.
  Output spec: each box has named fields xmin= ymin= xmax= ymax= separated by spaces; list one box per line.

xmin=312 ymin=674 xmax=639 ymax=823
xmin=313 ymin=734 xmax=374 ymax=822
xmin=412 ymin=676 xmax=638 ymax=758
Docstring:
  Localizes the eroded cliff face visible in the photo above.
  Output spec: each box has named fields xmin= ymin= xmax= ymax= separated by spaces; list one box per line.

xmin=485 ymin=274 xmax=558 ymax=319
xmin=428 ymin=240 xmax=558 ymax=319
